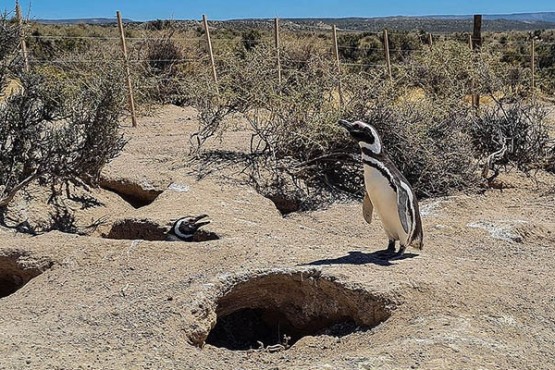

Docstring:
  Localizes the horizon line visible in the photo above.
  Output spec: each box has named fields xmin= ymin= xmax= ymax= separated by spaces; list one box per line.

xmin=28 ymin=10 xmax=555 ymax=23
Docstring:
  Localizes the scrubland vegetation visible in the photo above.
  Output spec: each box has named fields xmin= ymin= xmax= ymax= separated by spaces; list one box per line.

xmin=0 ymin=17 xmax=126 ymax=212
xmin=1 ymin=14 xmax=555 ymax=216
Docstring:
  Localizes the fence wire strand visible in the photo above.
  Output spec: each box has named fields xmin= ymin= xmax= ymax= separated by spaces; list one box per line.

xmin=14 ymin=22 xmax=555 ymax=104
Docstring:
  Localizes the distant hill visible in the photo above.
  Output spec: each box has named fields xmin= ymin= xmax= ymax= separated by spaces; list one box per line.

xmin=35 ymin=18 xmax=132 ymax=25
xmin=211 ymin=12 xmax=555 ymax=33
xmin=33 ymin=12 xmax=555 ymax=32
xmin=430 ymin=12 xmax=555 ymax=23
xmin=288 ymin=16 xmax=555 ymax=33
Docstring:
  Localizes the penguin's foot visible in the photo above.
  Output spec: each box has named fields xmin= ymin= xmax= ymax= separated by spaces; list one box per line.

xmin=386 ymin=239 xmax=396 ymax=253
xmin=388 ymin=245 xmax=407 ymax=260
xmin=377 ymin=240 xmax=396 ymax=258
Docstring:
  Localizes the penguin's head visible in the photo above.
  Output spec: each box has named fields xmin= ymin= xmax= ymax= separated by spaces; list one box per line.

xmin=338 ymin=119 xmax=383 ymax=155
xmin=167 ymin=214 xmax=211 ymax=241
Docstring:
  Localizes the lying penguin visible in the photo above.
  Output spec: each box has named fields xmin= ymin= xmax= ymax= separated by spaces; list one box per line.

xmin=166 ymin=214 xmax=212 ymax=241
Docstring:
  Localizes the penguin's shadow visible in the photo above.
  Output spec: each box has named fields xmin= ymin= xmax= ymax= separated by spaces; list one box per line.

xmin=301 ymin=250 xmax=418 ymax=267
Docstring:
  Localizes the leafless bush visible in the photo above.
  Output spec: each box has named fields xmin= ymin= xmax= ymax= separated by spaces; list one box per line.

xmin=0 ymin=14 xmax=19 ymax=89
xmin=0 ymin=70 xmax=126 ymax=209
xmin=183 ymin=44 xmax=359 ymax=209
xmin=354 ymin=96 xmax=478 ymax=197
xmin=145 ymin=36 xmax=183 ymax=74
xmin=185 ymin=42 xmax=481 ymax=209
xmin=183 ymin=44 xmax=274 ymax=151
xmin=469 ymin=98 xmax=551 ymax=173
xmin=184 ymin=35 xmax=552 ymax=209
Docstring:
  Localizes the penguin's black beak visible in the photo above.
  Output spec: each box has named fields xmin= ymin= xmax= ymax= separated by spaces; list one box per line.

xmin=338 ymin=119 xmax=354 ymax=131
xmin=192 ymin=214 xmax=211 ymax=229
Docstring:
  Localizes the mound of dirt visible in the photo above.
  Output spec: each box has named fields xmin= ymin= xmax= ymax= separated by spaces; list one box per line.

xmin=1 ymin=105 xmax=555 ymax=369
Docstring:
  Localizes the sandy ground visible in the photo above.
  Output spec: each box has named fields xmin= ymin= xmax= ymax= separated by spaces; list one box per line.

xmin=1 ymin=105 xmax=555 ymax=370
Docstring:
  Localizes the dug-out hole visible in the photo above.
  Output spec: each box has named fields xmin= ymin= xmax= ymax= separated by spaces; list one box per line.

xmin=266 ymin=194 xmax=300 ymax=215
xmin=0 ymin=250 xmax=53 ymax=298
xmin=104 ymin=218 xmax=168 ymax=241
xmin=99 ymin=179 xmax=163 ymax=209
xmin=103 ymin=218 xmax=219 ymax=242
xmin=203 ymin=270 xmax=393 ymax=351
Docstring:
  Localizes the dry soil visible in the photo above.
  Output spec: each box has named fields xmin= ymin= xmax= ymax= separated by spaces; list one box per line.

xmin=1 ymin=105 xmax=555 ymax=370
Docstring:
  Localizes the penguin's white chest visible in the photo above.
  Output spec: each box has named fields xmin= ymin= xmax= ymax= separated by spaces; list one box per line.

xmin=363 ymin=164 xmax=408 ymax=242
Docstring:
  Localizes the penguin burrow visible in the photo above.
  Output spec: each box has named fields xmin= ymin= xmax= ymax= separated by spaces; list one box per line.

xmin=194 ymin=269 xmax=393 ymax=351
xmin=166 ymin=214 xmax=213 ymax=241
xmin=103 ymin=215 xmax=217 ymax=242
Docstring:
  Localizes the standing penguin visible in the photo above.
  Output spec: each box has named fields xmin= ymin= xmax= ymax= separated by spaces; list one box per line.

xmin=338 ymin=119 xmax=423 ymax=259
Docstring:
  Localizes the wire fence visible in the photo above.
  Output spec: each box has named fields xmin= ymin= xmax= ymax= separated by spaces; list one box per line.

xmin=11 ymin=9 xmax=555 ymax=125
xmin=22 ymin=35 xmax=543 ymax=69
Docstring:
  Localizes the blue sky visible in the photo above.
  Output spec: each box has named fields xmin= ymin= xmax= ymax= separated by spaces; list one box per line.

xmin=7 ymin=1 xmax=555 ymax=21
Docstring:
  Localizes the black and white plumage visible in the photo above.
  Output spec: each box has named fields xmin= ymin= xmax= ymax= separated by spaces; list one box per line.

xmin=339 ymin=119 xmax=423 ymax=259
xmin=166 ymin=214 xmax=211 ymax=241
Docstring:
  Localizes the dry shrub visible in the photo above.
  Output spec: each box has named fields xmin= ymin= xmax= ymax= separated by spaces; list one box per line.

xmin=401 ymin=40 xmax=551 ymax=182
xmin=405 ymin=41 xmax=477 ymax=100
xmin=340 ymin=70 xmax=479 ymax=197
xmin=0 ymin=14 xmax=19 ymax=89
xmin=547 ymin=148 xmax=555 ymax=174
xmin=134 ymin=34 xmax=207 ymax=106
xmin=535 ymin=39 xmax=555 ymax=94
xmin=185 ymin=35 xmax=552 ymax=210
xmin=0 ymin=70 xmax=126 ymax=209
xmin=355 ymin=97 xmax=477 ymax=197
xmin=184 ymin=44 xmax=360 ymax=210
xmin=469 ymin=98 xmax=551 ymax=172
xmin=145 ymin=36 xmax=183 ymax=74
xmin=181 ymin=43 xmax=275 ymax=146
xmin=185 ymin=42 xmax=480 ymax=209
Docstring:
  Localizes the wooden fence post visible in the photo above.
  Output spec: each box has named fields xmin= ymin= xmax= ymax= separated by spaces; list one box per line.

xmin=471 ymin=14 xmax=482 ymax=108
xmin=428 ymin=33 xmax=433 ymax=51
xmin=202 ymin=15 xmax=218 ymax=87
xmin=383 ymin=29 xmax=392 ymax=81
xmin=116 ymin=11 xmax=137 ymax=127
xmin=332 ymin=25 xmax=344 ymax=108
xmin=274 ymin=18 xmax=282 ymax=85
xmin=531 ymin=37 xmax=536 ymax=94
xmin=15 ymin=0 xmax=29 ymax=72
xmin=471 ymin=15 xmax=482 ymax=50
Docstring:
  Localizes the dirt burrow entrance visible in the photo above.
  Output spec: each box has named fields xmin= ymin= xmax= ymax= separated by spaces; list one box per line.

xmin=103 ymin=218 xmax=169 ymax=241
xmin=103 ymin=218 xmax=219 ymax=241
xmin=99 ymin=178 xmax=163 ymax=208
xmin=189 ymin=269 xmax=394 ymax=351
xmin=0 ymin=249 xmax=54 ymax=298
